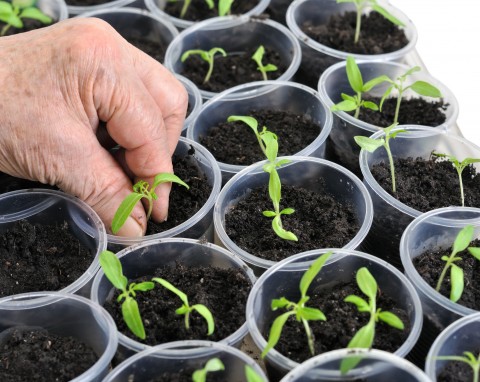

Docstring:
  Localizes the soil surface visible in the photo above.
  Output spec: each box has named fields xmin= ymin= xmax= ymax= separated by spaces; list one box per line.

xmin=164 ymin=0 xmax=259 ymax=21
xmin=66 ymin=0 xmax=113 ymax=5
xmin=0 ymin=327 xmax=98 ymax=381
xmin=123 ymin=33 xmax=167 ymax=63
xmin=413 ymin=239 xmax=480 ymax=310
xmin=0 ymin=172 xmax=56 ymax=194
xmin=0 ymin=18 xmax=53 ymax=36
xmin=438 ymin=352 xmax=479 ymax=382
xmin=150 ymin=368 xmax=226 ymax=382
xmin=0 ymin=220 xmax=94 ymax=297
xmin=104 ymin=263 xmax=251 ymax=345
xmin=199 ymin=109 xmax=322 ymax=165
xmin=225 ymin=183 xmax=360 ymax=261
xmin=268 ymin=280 xmax=410 ymax=363
xmin=181 ymin=47 xmax=285 ymax=93
xmin=145 ymin=150 xmax=212 ymax=235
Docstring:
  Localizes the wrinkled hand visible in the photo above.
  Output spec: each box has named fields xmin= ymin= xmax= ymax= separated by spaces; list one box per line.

xmin=0 ymin=18 xmax=188 ymax=236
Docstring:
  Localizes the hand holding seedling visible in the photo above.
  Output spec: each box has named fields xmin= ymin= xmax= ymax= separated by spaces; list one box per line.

xmin=252 ymin=45 xmax=278 ymax=81
xmin=181 ymin=47 xmax=227 ymax=84
xmin=433 ymin=351 xmax=480 ymax=382
xmin=0 ymin=0 xmax=52 ymax=36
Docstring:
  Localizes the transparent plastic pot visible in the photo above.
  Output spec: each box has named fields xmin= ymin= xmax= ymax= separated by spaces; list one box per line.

xmin=103 ymin=340 xmax=267 ymax=381
xmin=107 ymin=137 xmax=221 ymax=250
xmin=425 ymin=313 xmax=480 ymax=381
xmin=359 ymin=126 xmax=480 ymax=270
xmin=286 ymin=0 xmax=417 ymax=88
xmin=145 ymin=0 xmax=270 ymax=30
xmin=0 ymin=189 xmax=107 ymax=297
xmin=37 ymin=0 xmax=68 ymax=22
xmin=280 ymin=348 xmax=430 ymax=381
xmin=91 ymin=238 xmax=256 ymax=359
xmin=246 ymin=249 xmax=423 ymax=380
xmin=178 ymin=74 xmax=203 ymax=136
xmin=318 ymin=60 xmax=459 ymax=175
xmin=187 ymin=80 xmax=333 ymax=183
xmin=214 ymin=156 xmax=373 ymax=275
xmin=68 ymin=0 xmax=134 ymax=16
xmin=0 ymin=292 xmax=118 ymax=382
xmin=164 ymin=15 xmax=302 ymax=100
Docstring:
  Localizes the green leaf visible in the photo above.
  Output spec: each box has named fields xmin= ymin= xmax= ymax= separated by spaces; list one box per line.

xmin=262 ymin=64 xmax=278 ymax=72
xmin=341 ymin=93 xmax=355 ymax=102
xmin=111 ymin=192 xmax=144 ymax=234
xmin=99 ymin=250 xmax=128 ymax=291
xmin=346 ymin=56 xmax=363 ymax=93
xmin=441 ymin=255 xmax=450 ymax=262
xmin=362 ymin=75 xmax=390 ymax=92
xmin=12 ymin=0 xmax=35 ymax=7
xmin=461 ymin=157 xmax=480 ymax=166
xmin=344 ymin=295 xmax=369 ymax=312
xmin=348 ymin=322 xmax=374 ymax=349
xmin=298 ymin=307 xmax=326 ymax=321
xmin=271 ymin=297 xmax=291 ymax=310
xmin=299 ymin=252 xmax=331 ymax=298
xmin=0 ymin=2 xmax=13 ymax=13
xmin=122 ymin=297 xmax=146 ymax=339
xmin=132 ymin=281 xmax=155 ymax=292
xmin=251 ymin=45 xmax=265 ymax=64
xmin=261 ymin=311 xmax=295 ymax=358
xmin=181 ymin=49 xmax=209 ymax=63
xmin=468 ymin=247 xmax=480 ymax=261
xmin=152 ymin=277 xmax=189 ymax=307
xmin=275 ymin=159 xmax=291 ymax=168
xmin=354 ymin=136 xmax=384 ymax=152
xmin=19 ymin=7 xmax=52 ymax=24
xmin=227 ymin=115 xmax=258 ymax=135
xmin=363 ymin=101 xmax=379 ymax=111
xmin=450 ymin=263 xmax=464 ymax=303
xmin=209 ymin=47 xmax=227 ymax=58
xmin=280 ymin=208 xmax=295 ymax=215
xmin=218 ymin=0 xmax=234 ymax=16
xmin=356 ymin=267 xmax=377 ymax=300
xmin=152 ymin=173 xmax=189 ymax=190
xmin=262 ymin=210 xmax=276 ymax=217
xmin=268 ymin=169 xmax=282 ymax=206
xmin=262 ymin=131 xmax=279 ymax=163
xmin=272 ymin=215 xmax=298 ymax=241
xmin=331 ymin=100 xmax=358 ymax=112
xmin=2 ymin=12 xmax=22 ymax=28
xmin=192 ymin=304 xmax=215 ymax=335
xmin=245 ymin=365 xmax=265 ymax=382
xmin=204 ymin=0 xmax=214 ymax=9
xmin=389 ymin=128 xmax=407 ymax=139
xmin=192 ymin=358 xmax=224 ymax=382
xmin=402 ymin=66 xmax=421 ymax=78
xmin=377 ymin=311 xmax=404 ymax=330
xmin=452 ymin=225 xmax=474 ymax=256
xmin=371 ymin=4 xmax=405 ymax=26
xmin=410 ymin=81 xmax=442 ymax=98
xmin=379 ymin=85 xmax=394 ymax=111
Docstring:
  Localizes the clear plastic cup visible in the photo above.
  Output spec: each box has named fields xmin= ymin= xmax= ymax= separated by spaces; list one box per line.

xmin=177 ymin=74 xmax=203 ymax=136
xmin=280 ymin=348 xmax=430 ymax=381
xmin=91 ymin=238 xmax=256 ymax=359
xmin=0 ymin=189 xmax=107 ymax=297
xmin=286 ymin=0 xmax=417 ymax=87
xmin=359 ymin=126 xmax=480 ymax=270
xmin=187 ymin=80 xmax=333 ymax=183
xmin=145 ymin=0 xmax=271 ymax=30
xmin=103 ymin=340 xmax=267 ymax=381
xmin=246 ymin=249 xmax=423 ymax=380
xmin=107 ymin=137 xmax=222 ymax=249
xmin=68 ymin=0 xmax=134 ymax=16
xmin=318 ymin=60 xmax=459 ymax=174
xmin=214 ymin=156 xmax=373 ymax=274
xmin=164 ymin=15 xmax=302 ymax=100
xmin=0 ymin=292 xmax=118 ymax=382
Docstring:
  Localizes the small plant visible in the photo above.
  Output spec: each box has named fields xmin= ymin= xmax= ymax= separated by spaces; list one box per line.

xmin=111 ymin=173 xmax=188 ymax=234
xmin=331 ymin=56 xmax=389 ymax=119
xmin=244 ymin=365 xmax=265 ymax=382
xmin=341 ymin=267 xmax=404 ymax=373
xmin=171 ymin=0 xmax=234 ymax=19
xmin=435 ymin=225 xmax=480 ymax=303
xmin=99 ymin=250 xmax=155 ymax=340
xmin=181 ymin=47 xmax=227 ymax=84
xmin=433 ymin=351 xmax=480 ymax=382
xmin=218 ymin=0 xmax=234 ymax=16
xmin=335 ymin=0 xmax=405 ymax=44
xmin=227 ymin=115 xmax=297 ymax=241
xmin=261 ymin=252 xmax=332 ymax=358
xmin=432 ymin=152 xmax=480 ymax=207
xmin=354 ymin=123 xmax=405 ymax=193
xmin=0 ymin=0 xmax=52 ymax=36
xmin=251 ymin=45 xmax=278 ymax=81
xmin=192 ymin=358 xmax=224 ymax=382
xmin=153 ymin=277 xmax=215 ymax=335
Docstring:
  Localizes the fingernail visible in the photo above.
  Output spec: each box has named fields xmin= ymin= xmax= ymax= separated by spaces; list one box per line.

xmin=115 ymin=216 xmax=144 ymax=237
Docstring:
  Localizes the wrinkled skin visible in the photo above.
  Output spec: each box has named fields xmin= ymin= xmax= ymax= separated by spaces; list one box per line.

xmin=0 ymin=18 xmax=188 ymax=236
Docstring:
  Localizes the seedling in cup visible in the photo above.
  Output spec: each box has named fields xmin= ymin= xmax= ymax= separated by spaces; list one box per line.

xmin=0 ymin=0 xmax=52 ymax=36
xmin=261 ymin=252 xmax=331 ymax=358
xmin=171 ymin=0 xmax=234 ymax=19
xmin=251 ymin=45 xmax=278 ymax=81
xmin=192 ymin=357 xmax=224 ymax=382
xmin=181 ymin=47 xmax=227 ymax=84
xmin=432 ymin=351 xmax=480 ymax=382
xmin=111 ymin=173 xmax=189 ymax=234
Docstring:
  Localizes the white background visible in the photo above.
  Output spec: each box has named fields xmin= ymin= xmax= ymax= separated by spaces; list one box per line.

xmin=390 ymin=0 xmax=480 ymax=146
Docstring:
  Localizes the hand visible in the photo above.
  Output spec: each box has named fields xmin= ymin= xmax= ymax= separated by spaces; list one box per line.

xmin=0 ymin=18 xmax=188 ymax=236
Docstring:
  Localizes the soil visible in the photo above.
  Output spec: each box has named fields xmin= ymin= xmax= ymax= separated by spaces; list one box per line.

xmin=66 ymin=0 xmax=113 ymax=5
xmin=264 ymin=0 xmax=290 ymax=25
xmin=413 ymin=239 xmax=480 ymax=310
xmin=122 ymin=33 xmax=167 ymax=63
xmin=145 ymin=149 xmax=212 ymax=235
xmin=225 ymin=183 xmax=360 ymax=261
xmin=0 ymin=327 xmax=98 ymax=381
xmin=180 ymin=47 xmax=285 ymax=93
xmin=149 ymin=369 xmax=226 ymax=382
xmin=437 ymin=352 xmax=479 ymax=382
xmin=104 ymin=262 xmax=251 ymax=345
xmin=0 ymin=172 xmax=56 ymax=194
xmin=0 ymin=220 xmax=94 ymax=298
xmin=164 ymin=0 xmax=260 ymax=21
xmin=0 ymin=18 xmax=53 ymax=37
xmin=268 ymin=280 xmax=410 ymax=364
xmin=199 ymin=109 xmax=322 ymax=165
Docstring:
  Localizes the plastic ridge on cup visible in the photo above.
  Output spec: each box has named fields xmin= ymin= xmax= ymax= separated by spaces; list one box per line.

xmin=68 ymin=0 xmax=135 ymax=16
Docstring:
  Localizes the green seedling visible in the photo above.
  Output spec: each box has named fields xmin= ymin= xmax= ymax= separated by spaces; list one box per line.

xmin=244 ymin=365 xmax=265 ymax=382
xmin=171 ymin=0 xmax=233 ymax=19
xmin=153 ymin=277 xmax=215 ymax=335
xmin=99 ymin=250 xmax=154 ymax=340
xmin=0 ymin=0 xmax=52 ymax=36
xmin=432 ymin=152 xmax=480 ymax=207
xmin=227 ymin=115 xmax=298 ymax=241
xmin=111 ymin=173 xmax=188 ymax=234
xmin=262 ymin=252 xmax=331 ymax=358
xmin=354 ymin=123 xmax=405 ymax=193
xmin=433 ymin=351 xmax=480 ymax=382
xmin=341 ymin=267 xmax=404 ymax=374
xmin=169 ymin=0 xmax=214 ymax=19
xmin=192 ymin=358 xmax=224 ymax=382
xmin=379 ymin=66 xmax=442 ymax=125
xmin=331 ymin=56 xmax=390 ymax=119
xmin=218 ymin=0 xmax=234 ymax=16
xmin=335 ymin=0 xmax=404 ymax=43
xmin=435 ymin=225 xmax=480 ymax=303
xmin=251 ymin=45 xmax=278 ymax=81
xmin=181 ymin=47 xmax=227 ymax=84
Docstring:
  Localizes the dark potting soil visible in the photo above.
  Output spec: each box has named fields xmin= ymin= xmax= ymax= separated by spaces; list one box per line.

xmin=413 ymin=239 xmax=480 ymax=311
xmin=145 ymin=150 xmax=212 ymax=235
xmin=66 ymin=0 xmax=113 ymax=5
xmin=123 ymin=34 xmax=167 ymax=63
xmin=0 ymin=220 xmax=94 ymax=297
xmin=164 ymin=0 xmax=259 ymax=21
xmin=199 ymin=109 xmax=322 ymax=165
xmin=148 ymin=368 xmax=225 ymax=382
xmin=371 ymin=157 xmax=480 ymax=213
xmin=0 ymin=172 xmax=57 ymax=194
xmin=225 ymin=183 xmax=360 ymax=261
xmin=104 ymin=263 xmax=251 ymax=345
xmin=0 ymin=327 xmax=98 ymax=381
xmin=181 ymin=47 xmax=285 ymax=93
xmin=269 ymin=281 xmax=410 ymax=364
xmin=0 ymin=18 xmax=53 ymax=37
xmin=437 ymin=351 xmax=480 ymax=382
